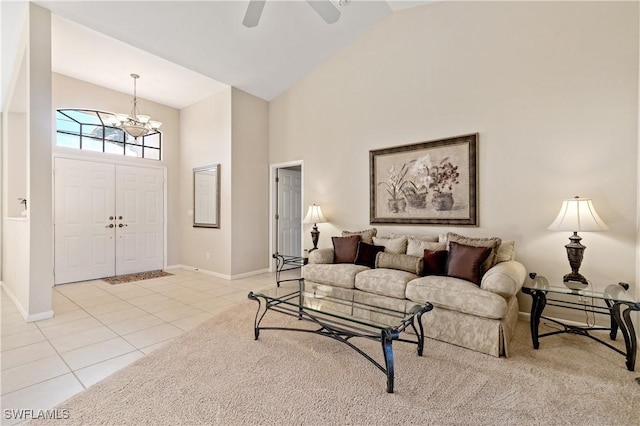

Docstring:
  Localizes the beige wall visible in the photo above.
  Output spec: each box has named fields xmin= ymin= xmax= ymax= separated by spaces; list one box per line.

xmin=270 ymin=2 xmax=639 ymax=306
xmin=179 ymin=88 xmax=233 ymax=275
xmin=230 ymin=88 xmax=270 ymax=276
xmin=178 ymin=87 xmax=269 ymax=278
xmin=52 ymin=73 xmax=182 ymax=265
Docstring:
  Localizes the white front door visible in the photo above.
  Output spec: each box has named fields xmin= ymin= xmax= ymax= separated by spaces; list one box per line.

xmin=54 ymin=158 xmax=164 ymax=284
xmin=54 ymin=158 xmax=116 ymax=284
xmin=115 ymin=165 xmax=164 ymax=275
xmin=277 ymin=168 xmax=302 ymax=256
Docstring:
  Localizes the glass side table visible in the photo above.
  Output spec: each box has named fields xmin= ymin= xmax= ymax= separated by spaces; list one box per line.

xmin=522 ymin=273 xmax=640 ymax=371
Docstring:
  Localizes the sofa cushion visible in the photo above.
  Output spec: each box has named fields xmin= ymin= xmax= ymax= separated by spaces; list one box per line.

xmin=332 ymin=235 xmax=361 ymax=263
xmin=303 ymin=264 xmax=369 ymax=289
xmin=447 ymin=242 xmax=492 ymax=285
xmin=342 ymin=228 xmax=377 ymax=245
xmin=423 ymin=249 xmax=448 ymax=276
xmin=406 ymin=238 xmax=446 ymax=257
xmin=376 ymin=252 xmax=423 ymax=275
xmin=372 ymin=236 xmax=408 ymax=254
xmin=355 ymin=268 xmax=418 ymax=299
xmin=445 ymin=232 xmax=502 ymax=274
xmin=406 ymin=276 xmax=508 ymax=319
xmin=354 ymin=242 xmax=385 ymax=268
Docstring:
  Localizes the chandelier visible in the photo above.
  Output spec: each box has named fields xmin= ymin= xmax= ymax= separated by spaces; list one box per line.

xmin=110 ymin=73 xmax=162 ymax=138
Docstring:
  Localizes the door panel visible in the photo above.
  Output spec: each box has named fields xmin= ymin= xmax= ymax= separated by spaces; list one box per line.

xmin=54 ymin=158 xmax=116 ymax=284
xmin=115 ymin=165 xmax=164 ymax=275
xmin=277 ymin=168 xmax=302 ymax=256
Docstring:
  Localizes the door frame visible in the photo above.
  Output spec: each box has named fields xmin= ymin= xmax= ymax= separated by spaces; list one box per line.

xmin=269 ymin=160 xmax=304 ymax=272
xmin=52 ymin=153 xmax=168 ymax=279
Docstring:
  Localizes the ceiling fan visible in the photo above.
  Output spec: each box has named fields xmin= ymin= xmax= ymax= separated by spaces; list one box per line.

xmin=242 ymin=0 xmax=341 ymax=28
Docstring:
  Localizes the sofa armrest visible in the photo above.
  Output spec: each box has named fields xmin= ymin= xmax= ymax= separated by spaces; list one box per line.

xmin=308 ymin=248 xmax=334 ymax=264
xmin=480 ymin=260 xmax=527 ymax=299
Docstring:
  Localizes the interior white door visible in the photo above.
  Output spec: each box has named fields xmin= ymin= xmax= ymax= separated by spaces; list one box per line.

xmin=277 ymin=168 xmax=302 ymax=256
xmin=54 ymin=158 xmax=116 ymax=284
xmin=115 ymin=165 xmax=164 ymax=275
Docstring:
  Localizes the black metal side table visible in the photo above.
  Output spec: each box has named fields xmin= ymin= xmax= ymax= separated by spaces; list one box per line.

xmin=272 ymin=253 xmax=308 ymax=287
xmin=522 ymin=273 xmax=639 ymax=371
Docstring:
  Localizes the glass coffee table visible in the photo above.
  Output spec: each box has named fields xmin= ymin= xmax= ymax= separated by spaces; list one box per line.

xmin=522 ymin=273 xmax=640 ymax=371
xmin=248 ymin=279 xmax=433 ymax=393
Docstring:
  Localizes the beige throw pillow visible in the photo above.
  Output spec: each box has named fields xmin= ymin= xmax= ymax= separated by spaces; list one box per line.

xmin=390 ymin=233 xmax=439 ymax=243
xmin=372 ymin=236 xmax=408 ymax=254
xmin=376 ymin=252 xmax=423 ymax=276
xmin=446 ymin=232 xmax=502 ymax=274
xmin=406 ymin=238 xmax=446 ymax=257
xmin=495 ymin=241 xmax=515 ymax=263
xmin=342 ymin=228 xmax=377 ymax=245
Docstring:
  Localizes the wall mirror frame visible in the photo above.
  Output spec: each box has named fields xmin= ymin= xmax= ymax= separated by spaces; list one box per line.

xmin=193 ymin=164 xmax=220 ymax=228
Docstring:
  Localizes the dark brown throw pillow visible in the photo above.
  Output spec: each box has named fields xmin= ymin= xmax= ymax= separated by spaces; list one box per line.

xmin=446 ymin=241 xmax=492 ymax=285
xmin=423 ymin=249 xmax=448 ymax=276
xmin=332 ymin=235 xmax=361 ymax=264
xmin=354 ymin=241 xmax=385 ymax=268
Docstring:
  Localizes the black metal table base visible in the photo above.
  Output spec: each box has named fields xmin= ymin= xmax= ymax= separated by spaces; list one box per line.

xmin=248 ymin=291 xmax=432 ymax=393
xmin=524 ymin=287 xmax=639 ymax=371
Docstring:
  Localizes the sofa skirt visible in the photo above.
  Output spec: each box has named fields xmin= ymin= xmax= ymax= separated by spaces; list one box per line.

xmin=421 ymin=295 xmax=520 ymax=357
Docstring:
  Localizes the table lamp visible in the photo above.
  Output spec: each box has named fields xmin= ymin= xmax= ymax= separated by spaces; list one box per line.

xmin=548 ymin=196 xmax=609 ymax=285
xmin=303 ymin=204 xmax=327 ymax=252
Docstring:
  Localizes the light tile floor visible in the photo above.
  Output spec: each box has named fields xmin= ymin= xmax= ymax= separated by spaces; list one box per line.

xmin=1 ymin=267 xmax=298 ymax=424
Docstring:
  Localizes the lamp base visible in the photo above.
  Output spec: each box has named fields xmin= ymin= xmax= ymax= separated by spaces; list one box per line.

xmin=563 ymin=231 xmax=588 ymax=286
xmin=309 ymin=225 xmax=320 ymax=252
xmin=563 ymin=272 xmax=588 ymax=285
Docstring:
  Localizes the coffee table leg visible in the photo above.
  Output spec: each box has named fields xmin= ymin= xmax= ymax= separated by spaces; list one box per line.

xmin=415 ymin=311 xmax=426 ymax=356
xmin=247 ymin=292 xmax=264 ymax=340
xmin=381 ymin=329 xmax=399 ymax=393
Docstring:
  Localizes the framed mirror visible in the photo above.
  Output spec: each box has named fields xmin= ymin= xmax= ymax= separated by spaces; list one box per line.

xmin=193 ymin=164 xmax=220 ymax=228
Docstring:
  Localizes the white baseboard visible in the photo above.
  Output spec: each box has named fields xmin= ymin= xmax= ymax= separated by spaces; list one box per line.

xmin=27 ymin=310 xmax=54 ymax=322
xmin=165 ymin=264 xmax=270 ymax=281
xmin=1 ymin=284 xmax=53 ymax=323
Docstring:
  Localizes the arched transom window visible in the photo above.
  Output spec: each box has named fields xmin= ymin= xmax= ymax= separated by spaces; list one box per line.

xmin=56 ymin=109 xmax=161 ymax=160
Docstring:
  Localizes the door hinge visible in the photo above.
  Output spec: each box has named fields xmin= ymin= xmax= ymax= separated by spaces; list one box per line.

xmin=275 ymin=214 xmax=279 ymax=220
xmin=275 ymin=176 xmax=279 ymax=183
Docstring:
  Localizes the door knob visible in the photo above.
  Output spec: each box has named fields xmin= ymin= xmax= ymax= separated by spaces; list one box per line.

xmin=109 ymin=216 xmax=114 ymax=220
xmin=118 ymin=216 xmax=123 ymax=220
xmin=106 ymin=224 xmax=114 ymax=228
xmin=118 ymin=223 xmax=128 ymax=228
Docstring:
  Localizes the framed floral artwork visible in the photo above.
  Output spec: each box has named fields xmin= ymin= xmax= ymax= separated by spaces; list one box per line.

xmin=370 ymin=134 xmax=478 ymax=225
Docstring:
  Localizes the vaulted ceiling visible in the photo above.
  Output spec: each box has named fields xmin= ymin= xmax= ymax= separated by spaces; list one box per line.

xmin=36 ymin=1 xmax=432 ymax=108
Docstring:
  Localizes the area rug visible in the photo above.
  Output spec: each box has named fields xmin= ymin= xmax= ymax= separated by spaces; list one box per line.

xmin=30 ymin=302 xmax=639 ymax=425
xmin=102 ymin=270 xmax=173 ymax=285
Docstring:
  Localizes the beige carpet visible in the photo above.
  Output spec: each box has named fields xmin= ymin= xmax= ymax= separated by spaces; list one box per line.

xmin=31 ymin=301 xmax=639 ymax=425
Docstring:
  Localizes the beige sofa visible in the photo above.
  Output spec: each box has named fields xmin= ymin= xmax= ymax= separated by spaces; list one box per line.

xmin=302 ymin=230 xmax=527 ymax=357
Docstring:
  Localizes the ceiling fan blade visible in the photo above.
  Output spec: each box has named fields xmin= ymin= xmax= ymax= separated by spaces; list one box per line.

xmin=242 ymin=0 xmax=266 ymax=28
xmin=306 ymin=1 xmax=341 ymax=24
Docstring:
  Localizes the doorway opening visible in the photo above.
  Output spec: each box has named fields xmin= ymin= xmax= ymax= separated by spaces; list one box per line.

xmin=269 ymin=161 xmax=303 ymax=270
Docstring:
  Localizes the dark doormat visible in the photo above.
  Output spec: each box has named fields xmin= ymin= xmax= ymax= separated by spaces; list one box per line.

xmin=103 ymin=270 xmax=173 ymax=285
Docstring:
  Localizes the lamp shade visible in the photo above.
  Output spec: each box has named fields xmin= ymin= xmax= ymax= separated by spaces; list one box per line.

xmin=303 ymin=204 xmax=327 ymax=224
xmin=548 ymin=197 xmax=609 ymax=232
